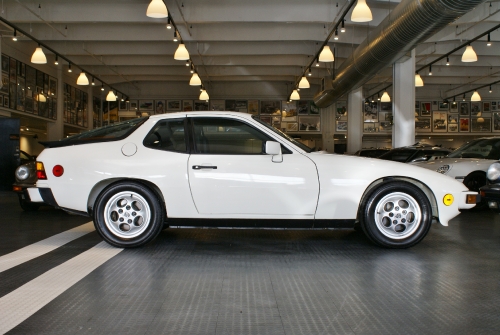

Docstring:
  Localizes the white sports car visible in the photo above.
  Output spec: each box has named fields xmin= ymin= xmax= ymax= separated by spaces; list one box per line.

xmin=27 ymin=112 xmax=478 ymax=248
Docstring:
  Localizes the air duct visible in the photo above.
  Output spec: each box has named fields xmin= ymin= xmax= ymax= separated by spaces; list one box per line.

xmin=314 ymin=0 xmax=487 ymax=108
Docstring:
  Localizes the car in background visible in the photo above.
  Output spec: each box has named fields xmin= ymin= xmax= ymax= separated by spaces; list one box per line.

xmin=378 ymin=144 xmax=451 ymax=163
xmin=352 ymin=148 xmax=390 ymax=158
xmin=412 ymin=137 xmax=500 ymax=195
xmin=479 ymin=161 xmax=500 ymax=212
xmin=25 ymin=112 xmax=479 ymax=249
xmin=12 ymin=160 xmax=42 ymax=211
xmin=19 ymin=150 xmax=36 ymax=165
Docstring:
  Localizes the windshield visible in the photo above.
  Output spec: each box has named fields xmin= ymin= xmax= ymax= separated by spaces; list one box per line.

xmin=448 ymin=138 xmax=500 ymax=159
xmin=252 ymin=116 xmax=313 ymax=153
xmin=64 ymin=117 xmax=147 ymax=142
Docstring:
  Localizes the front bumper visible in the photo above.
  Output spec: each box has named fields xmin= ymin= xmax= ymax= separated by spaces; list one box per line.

xmin=480 ymin=184 xmax=500 ymax=213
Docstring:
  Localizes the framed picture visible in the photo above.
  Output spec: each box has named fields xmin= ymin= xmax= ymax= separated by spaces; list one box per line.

xmin=364 ymin=102 xmax=378 ymax=122
xmin=298 ymin=100 xmax=309 ymax=115
xmin=471 ymin=118 xmax=491 ymax=132
xmin=471 ymin=102 xmax=481 ymax=116
xmin=194 ymin=100 xmax=209 ymax=111
xmin=492 ymin=101 xmax=498 ymax=111
xmin=182 ymin=100 xmax=193 ymax=111
xmin=155 ymin=100 xmax=166 ymax=114
xmin=493 ymin=112 xmax=500 ymax=131
xmin=379 ymin=121 xmax=392 ymax=132
xmin=129 ymin=100 xmax=138 ymax=111
xmin=459 ymin=118 xmax=470 ymax=132
xmin=310 ymin=101 xmax=320 ymax=114
xmin=336 ymin=120 xmax=347 ymax=132
xmin=483 ymin=102 xmax=491 ymax=112
xmin=421 ymin=102 xmax=431 ymax=116
xmin=363 ymin=122 xmax=378 ymax=133
xmin=300 ymin=116 xmax=320 ymax=131
xmin=119 ymin=100 xmax=127 ymax=111
xmin=433 ymin=112 xmax=447 ymax=132
xmin=336 ymin=101 xmax=347 ymax=116
xmin=139 ymin=100 xmax=153 ymax=110
xmin=167 ymin=99 xmax=181 ymax=111
xmin=260 ymin=100 xmax=281 ymax=115
xmin=286 ymin=122 xmax=298 ymax=132
xmin=380 ymin=101 xmax=392 ymax=112
xmin=448 ymin=121 xmax=459 ymax=132
xmin=248 ymin=100 xmax=259 ymax=115
xmin=448 ymin=114 xmax=458 ymax=124
xmin=432 ymin=101 xmax=439 ymax=111
xmin=439 ymin=101 xmax=449 ymax=111
xmin=459 ymin=102 xmax=470 ymax=116
xmin=282 ymin=101 xmax=297 ymax=121
xmin=234 ymin=100 xmax=248 ymax=113
xmin=450 ymin=101 xmax=458 ymax=113
xmin=210 ymin=99 xmax=225 ymax=111
xmin=415 ymin=117 xmax=431 ymax=132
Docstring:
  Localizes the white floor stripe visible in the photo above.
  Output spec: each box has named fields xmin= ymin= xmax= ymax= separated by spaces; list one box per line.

xmin=0 ymin=241 xmax=122 ymax=334
xmin=0 ymin=221 xmax=95 ymax=273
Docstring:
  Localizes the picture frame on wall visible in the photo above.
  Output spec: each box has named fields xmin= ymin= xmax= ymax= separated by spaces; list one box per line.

xmin=260 ymin=100 xmax=281 ymax=115
xmin=310 ymin=101 xmax=320 ymax=115
xmin=364 ymin=102 xmax=378 ymax=122
xmin=421 ymin=102 xmax=431 ymax=116
xmin=459 ymin=102 xmax=470 ymax=116
xmin=492 ymin=101 xmax=498 ymax=111
xmin=129 ymin=100 xmax=138 ymax=111
xmin=379 ymin=121 xmax=392 ymax=132
xmin=286 ymin=122 xmax=298 ymax=132
xmin=299 ymin=116 xmax=320 ymax=131
xmin=471 ymin=102 xmax=481 ymax=116
xmin=471 ymin=118 xmax=491 ymax=132
xmin=448 ymin=114 xmax=458 ymax=124
xmin=248 ymin=100 xmax=259 ymax=115
xmin=432 ymin=101 xmax=439 ymax=111
xmin=448 ymin=122 xmax=459 ymax=132
xmin=493 ymin=112 xmax=500 ymax=131
xmin=210 ymin=100 xmax=225 ymax=111
xmin=155 ymin=100 xmax=166 ymax=114
xmin=182 ymin=100 xmax=193 ymax=111
xmin=438 ymin=101 xmax=449 ymax=111
xmin=415 ymin=117 xmax=431 ymax=132
xmin=336 ymin=101 xmax=347 ymax=116
xmin=167 ymin=99 xmax=181 ymax=111
xmin=459 ymin=118 xmax=470 ymax=132
xmin=450 ymin=101 xmax=458 ymax=113
xmin=336 ymin=120 xmax=347 ymax=132
xmin=364 ymin=122 xmax=378 ymax=133
xmin=380 ymin=101 xmax=391 ymax=112
xmin=483 ymin=102 xmax=491 ymax=112
xmin=297 ymin=100 xmax=309 ymax=115
xmin=119 ymin=100 xmax=127 ymax=111
xmin=433 ymin=112 xmax=447 ymax=132
xmin=194 ymin=100 xmax=209 ymax=111
xmin=139 ymin=100 xmax=153 ymax=110
xmin=282 ymin=101 xmax=297 ymax=121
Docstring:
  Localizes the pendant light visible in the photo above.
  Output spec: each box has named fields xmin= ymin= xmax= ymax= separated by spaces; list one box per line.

xmin=199 ymin=89 xmax=209 ymax=100
xmin=54 ymin=55 xmax=59 ymax=65
xmin=189 ymin=72 xmax=201 ymax=86
xmin=106 ymin=90 xmax=116 ymax=101
xmin=166 ymin=18 xmax=172 ymax=30
xmin=12 ymin=29 xmax=17 ymax=41
xmin=91 ymin=77 xmax=95 ymax=86
xmin=299 ymin=76 xmax=310 ymax=89
xmin=68 ymin=63 xmax=72 ymax=73
xmin=381 ymin=91 xmax=391 ymax=102
xmin=146 ymin=0 xmax=168 ymax=18
xmin=77 ymin=72 xmax=89 ymax=85
xmin=290 ymin=89 xmax=300 ymax=100
xmin=351 ymin=0 xmax=373 ymax=23
xmin=31 ymin=46 xmax=47 ymax=64
xmin=462 ymin=45 xmax=478 ymax=62
xmin=319 ymin=46 xmax=334 ymax=62
xmin=415 ymin=74 xmax=424 ymax=87
xmin=471 ymin=90 xmax=481 ymax=102
xmin=37 ymin=93 xmax=46 ymax=102
xmin=174 ymin=43 xmax=190 ymax=60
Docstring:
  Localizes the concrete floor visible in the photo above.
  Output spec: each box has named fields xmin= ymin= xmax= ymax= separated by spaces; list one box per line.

xmin=1 ymin=191 xmax=499 ymax=335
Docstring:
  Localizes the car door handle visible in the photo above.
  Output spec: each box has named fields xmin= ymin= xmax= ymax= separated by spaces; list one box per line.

xmin=192 ymin=165 xmax=217 ymax=170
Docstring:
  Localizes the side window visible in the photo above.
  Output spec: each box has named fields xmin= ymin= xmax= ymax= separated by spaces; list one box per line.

xmin=143 ymin=119 xmax=187 ymax=153
xmin=192 ymin=117 xmax=274 ymax=155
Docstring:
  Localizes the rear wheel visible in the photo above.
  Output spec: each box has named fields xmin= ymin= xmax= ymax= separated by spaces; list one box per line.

xmin=93 ymin=182 xmax=164 ymax=247
xmin=361 ymin=181 xmax=432 ymax=248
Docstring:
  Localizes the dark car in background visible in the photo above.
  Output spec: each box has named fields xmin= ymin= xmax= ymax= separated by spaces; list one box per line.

xmin=480 ymin=161 xmax=500 ymax=213
xmin=378 ymin=144 xmax=451 ymax=163
xmin=353 ymin=148 xmax=390 ymax=158
xmin=12 ymin=155 xmax=42 ymax=211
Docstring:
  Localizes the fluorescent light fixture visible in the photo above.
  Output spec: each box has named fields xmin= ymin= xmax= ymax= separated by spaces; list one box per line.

xmin=146 ymin=0 xmax=168 ymax=18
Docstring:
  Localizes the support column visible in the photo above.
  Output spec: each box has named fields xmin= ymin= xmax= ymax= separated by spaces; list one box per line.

xmin=347 ymin=86 xmax=363 ymax=153
xmin=87 ymin=85 xmax=93 ymax=130
xmin=392 ymin=49 xmax=416 ymax=148
xmin=46 ymin=67 xmax=64 ymax=141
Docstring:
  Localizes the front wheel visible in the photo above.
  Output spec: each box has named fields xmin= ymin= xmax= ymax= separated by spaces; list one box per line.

xmin=361 ymin=181 xmax=432 ymax=248
xmin=93 ymin=182 xmax=164 ymax=248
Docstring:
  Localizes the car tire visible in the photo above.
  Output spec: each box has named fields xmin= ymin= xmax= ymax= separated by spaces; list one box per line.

xmin=360 ymin=181 xmax=432 ymax=248
xmin=18 ymin=196 xmax=40 ymax=211
xmin=93 ymin=182 xmax=164 ymax=248
xmin=463 ymin=171 xmax=487 ymax=210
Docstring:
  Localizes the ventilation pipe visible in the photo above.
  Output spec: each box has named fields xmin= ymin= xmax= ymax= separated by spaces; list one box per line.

xmin=314 ymin=0 xmax=487 ymax=108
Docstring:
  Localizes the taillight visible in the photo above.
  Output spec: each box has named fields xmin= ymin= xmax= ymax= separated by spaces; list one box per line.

xmin=52 ymin=165 xmax=64 ymax=177
xmin=36 ymin=161 xmax=47 ymax=180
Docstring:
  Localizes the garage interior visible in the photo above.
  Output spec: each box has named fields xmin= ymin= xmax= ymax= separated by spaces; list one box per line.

xmin=1 ymin=0 xmax=500 ymax=334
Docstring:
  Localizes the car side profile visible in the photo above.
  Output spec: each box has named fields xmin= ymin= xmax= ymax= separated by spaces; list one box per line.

xmin=26 ymin=112 xmax=478 ymax=249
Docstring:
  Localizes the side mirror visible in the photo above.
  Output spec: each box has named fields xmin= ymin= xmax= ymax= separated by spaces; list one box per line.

xmin=265 ymin=141 xmax=283 ymax=163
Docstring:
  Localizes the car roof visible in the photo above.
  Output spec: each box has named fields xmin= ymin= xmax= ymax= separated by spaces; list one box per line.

xmin=149 ymin=111 xmax=254 ymax=120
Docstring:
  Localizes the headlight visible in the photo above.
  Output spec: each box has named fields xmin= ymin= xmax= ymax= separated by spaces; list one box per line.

xmin=436 ymin=165 xmax=450 ymax=174
xmin=15 ymin=165 xmax=30 ymax=181
xmin=486 ymin=162 xmax=500 ymax=182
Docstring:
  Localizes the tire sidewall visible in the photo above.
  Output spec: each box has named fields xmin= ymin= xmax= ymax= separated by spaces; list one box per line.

xmin=362 ymin=181 xmax=432 ymax=248
xmin=93 ymin=182 xmax=163 ymax=248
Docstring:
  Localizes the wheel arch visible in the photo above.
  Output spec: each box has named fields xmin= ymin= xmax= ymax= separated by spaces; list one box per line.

xmin=87 ymin=178 xmax=166 ymax=217
xmin=357 ymin=177 xmax=438 ymax=221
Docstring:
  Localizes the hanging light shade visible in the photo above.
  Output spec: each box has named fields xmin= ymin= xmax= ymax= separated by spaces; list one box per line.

xmin=415 ymin=74 xmax=424 ymax=87
xmin=31 ymin=47 xmax=47 ymax=64
xmin=290 ymin=89 xmax=300 ymax=100
xmin=37 ymin=93 xmax=46 ymax=102
xmin=471 ymin=90 xmax=481 ymax=102
xmin=462 ymin=45 xmax=478 ymax=62
xmin=351 ymin=0 xmax=373 ymax=23
xmin=319 ymin=46 xmax=334 ymax=62
xmin=146 ymin=0 xmax=168 ymax=18
xmin=77 ymin=72 xmax=89 ymax=85
xmin=299 ymin=76 xmax=310 ymax=89
xmin=106 ymin=90 xmax=116 ymax=101
xmin=381 ymin=91 xmax=391 ymax=102
xmin=199 ymin=89 xmax=209 ymax=100
xmin=189 ymin=73 xmax=202 ymax=86
xmin=174 ymin=43 xmax=190 ymax=60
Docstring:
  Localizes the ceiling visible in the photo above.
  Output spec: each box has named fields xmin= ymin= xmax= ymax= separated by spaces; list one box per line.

xmin=0 ymin=0 xmax=500 ymax=103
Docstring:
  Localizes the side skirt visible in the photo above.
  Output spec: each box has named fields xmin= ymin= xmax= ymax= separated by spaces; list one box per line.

xmin=167 ymin=218 xmax=356 ymax=229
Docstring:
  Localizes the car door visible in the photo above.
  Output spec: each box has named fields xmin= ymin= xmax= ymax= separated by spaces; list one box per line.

xmin=187 ymin=116 xmax=319 ymax=217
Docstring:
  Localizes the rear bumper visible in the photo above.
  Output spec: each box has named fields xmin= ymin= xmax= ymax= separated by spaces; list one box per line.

xmin=27 ymin=188 xmax=59 ymax=207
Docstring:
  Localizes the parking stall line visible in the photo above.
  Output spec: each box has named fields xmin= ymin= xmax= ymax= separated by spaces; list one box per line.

xmin=0 ymin=241 xmax=122 ymax=334
xmin=0 ymin=221 xmax=95 ymax=273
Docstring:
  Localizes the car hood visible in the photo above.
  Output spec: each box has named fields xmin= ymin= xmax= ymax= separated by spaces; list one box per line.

xmin=411 ymin=157 xmax=497 ymax=177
